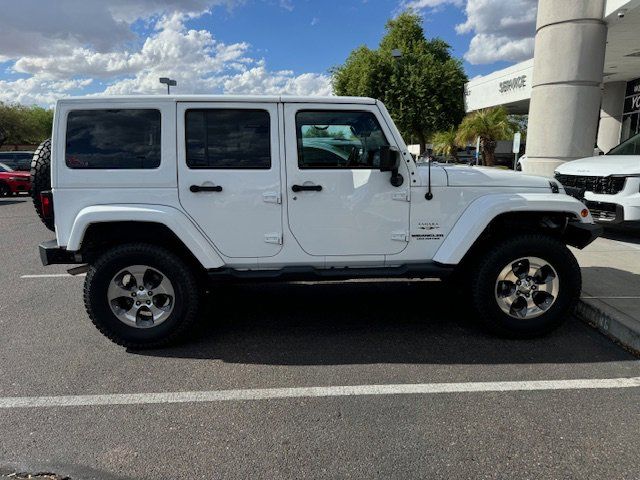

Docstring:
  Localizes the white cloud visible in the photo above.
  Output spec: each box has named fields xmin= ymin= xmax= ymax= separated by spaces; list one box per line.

xmin=464 ymin=33 xmax=534 ymax=64
xmin=222 ymin=62 xmax=332 ymax=96
xmin=402 ymin=0 xmax=538 ymax=65
xmin=0 ymin=0 xmax=239 ymax=58
xmin=279 ymin=0 xmax=294 ymax=12
xmin=456 ymin=0 xmax=537 ymax=64
xmin=0 ymin=76 xmax=94 ymax=106
xmin=401 ymin=0 xmax=463 ymax=9
xmin=0 ymin=2 xmax=331 ymax=106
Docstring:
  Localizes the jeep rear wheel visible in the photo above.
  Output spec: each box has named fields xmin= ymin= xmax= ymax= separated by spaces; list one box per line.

xmin=30 ymin=138 xmax=55 ymax=231
xmin=469 ymin=234 xmax=581 ymax=338
xmin=84 ymin=243 xmax=201 ymax=348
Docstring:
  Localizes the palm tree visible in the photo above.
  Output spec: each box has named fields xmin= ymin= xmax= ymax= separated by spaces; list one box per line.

xmin=431 ymin=127 xmax=459 ymax=162
xmin=455 ymin=107 xmax=516 ymax=166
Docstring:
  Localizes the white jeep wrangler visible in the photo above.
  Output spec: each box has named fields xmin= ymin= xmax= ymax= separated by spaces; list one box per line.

xmin=32 ymin=95 xmax=601 ymax=348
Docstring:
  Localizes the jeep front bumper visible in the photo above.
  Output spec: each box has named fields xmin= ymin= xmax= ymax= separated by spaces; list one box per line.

xmin=39 ymin=239 xmax=83 ymax=266
xmin=563 ymin=222 xmax=602 ymax=249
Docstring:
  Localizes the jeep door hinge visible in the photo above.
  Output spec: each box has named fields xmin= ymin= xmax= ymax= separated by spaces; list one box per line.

xmin=392 ymin=190 xmax=410 ymax=202
xmin=263 ymin=192 xmax=282 ymax=204
xmin=264 ymin=233 xmax=283 ymax=245
xmin=391 ymin=231 xmax=410 ymax=242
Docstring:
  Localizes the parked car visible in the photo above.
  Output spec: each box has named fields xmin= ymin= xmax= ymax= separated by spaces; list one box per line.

xmin=554 ymin=132 xmax=640 ymax=224
xmin=34 ymin=95 xmax=599 ymax=348
xmin=0 ymin=162 xmax=31 ymax=196
xmin=515 ymin=155 xmax=527 ymax=171
xmin=0 ymin=151 xmax=34 ymax=172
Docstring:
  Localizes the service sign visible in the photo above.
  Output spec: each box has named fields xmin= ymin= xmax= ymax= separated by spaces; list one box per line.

xmin=624 ymin=78 xmax=640 ymax=114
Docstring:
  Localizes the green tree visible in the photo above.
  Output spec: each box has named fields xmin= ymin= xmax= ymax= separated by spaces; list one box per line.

xmin=431 ymin=127 xmax=459 ymax=161
xmin=332 ymin=11 xmax=467 ymax=154
xmin=456 ymin=107 xmax=516 ymax=166
xmin=0 ymin=102 xmax=53 ymax=148
xmin=302 ymin=126 xmax=347 ymax=139
xmin=509 ymin=114 xmax=528 ymax=140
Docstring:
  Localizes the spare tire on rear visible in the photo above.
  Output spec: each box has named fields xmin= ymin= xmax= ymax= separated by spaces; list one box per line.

xmin=30 ymin=138 xmax=55 ymax=232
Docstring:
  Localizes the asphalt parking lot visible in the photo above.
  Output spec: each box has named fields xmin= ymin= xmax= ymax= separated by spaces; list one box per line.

xmin=1 ymin=197 xmax=639 ymax=480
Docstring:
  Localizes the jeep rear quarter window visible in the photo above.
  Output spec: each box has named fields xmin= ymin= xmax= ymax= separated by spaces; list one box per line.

xmin=65 ymin=109 xmax=161 ymax=169
xmin=185 ymin=109 xmax=271 ymax=169
xmin=295 ymin=110 xmax=389 ymax=169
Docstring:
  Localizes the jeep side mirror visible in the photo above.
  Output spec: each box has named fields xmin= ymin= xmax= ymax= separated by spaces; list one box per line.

xmin=379 ymin=146 xmax=404 ymax=187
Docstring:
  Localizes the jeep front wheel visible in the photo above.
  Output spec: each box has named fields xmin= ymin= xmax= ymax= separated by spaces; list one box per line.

xmin=84 ymin=243 xmax=200 ymax=348
xmin=469 ymin=234 xmax=581 ymax=338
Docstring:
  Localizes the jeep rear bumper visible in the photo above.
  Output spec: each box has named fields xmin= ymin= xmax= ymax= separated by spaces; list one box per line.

xmin=563 ymin=222 xmax=602 ymax=249
xmin=39 ymin=240 xmax=83 ymax=266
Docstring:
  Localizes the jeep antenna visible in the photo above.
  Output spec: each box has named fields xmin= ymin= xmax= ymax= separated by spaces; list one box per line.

xmin=425 ymin=154 xmax=433 ymax=201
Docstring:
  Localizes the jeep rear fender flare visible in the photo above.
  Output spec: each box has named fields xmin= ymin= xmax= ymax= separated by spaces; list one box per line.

xmin=433 ymin=193 xmax=592 ymax=265
xmin=66 ymin=204 xmax=225 ymax=269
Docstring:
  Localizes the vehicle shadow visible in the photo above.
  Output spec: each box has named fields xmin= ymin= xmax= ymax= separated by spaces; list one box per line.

xmin=581 ymin=265 xmax=640 ymax=297
xmin=133 ymin=280 xmax=635 ymax=365
xmin=603 ymin=225 xmax=640 ymax=244
xmin=0 ymin=199 xmax=27 ymax=206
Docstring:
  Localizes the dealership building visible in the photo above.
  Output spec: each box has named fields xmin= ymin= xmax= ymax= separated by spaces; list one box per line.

xmin=464 ymin=0 xmax=640 ymax=176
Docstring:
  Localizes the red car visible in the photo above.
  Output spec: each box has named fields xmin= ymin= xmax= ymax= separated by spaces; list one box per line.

xmin=0 ymin=162 xmax=31 ymax=196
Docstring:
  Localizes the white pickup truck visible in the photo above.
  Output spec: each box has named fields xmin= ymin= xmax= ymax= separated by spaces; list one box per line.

xmin=32 ymin=95 xmax=600 ymax=348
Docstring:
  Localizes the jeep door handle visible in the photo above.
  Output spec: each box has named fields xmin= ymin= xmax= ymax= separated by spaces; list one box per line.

xmin=190 ymin=185 xmax=222 ymax=193
xmin=291 ymin=184 xmax=322 ymax=192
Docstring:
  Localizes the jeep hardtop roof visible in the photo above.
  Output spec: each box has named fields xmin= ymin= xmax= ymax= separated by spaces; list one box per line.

xmin=56 ymin=95 xmax=378 ymax=106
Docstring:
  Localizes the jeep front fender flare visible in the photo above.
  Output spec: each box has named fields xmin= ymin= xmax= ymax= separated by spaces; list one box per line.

xmin=66 ymin=204 xmax=225 ymax=269
xmin=433 ymin=193 xmax=593 ymax=265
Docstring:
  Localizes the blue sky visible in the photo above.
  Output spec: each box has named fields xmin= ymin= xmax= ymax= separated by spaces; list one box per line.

xmin=0 ymin=0 xmax=537 ymax=105
xmin=187 ymin=0 xmax=508 ymax=77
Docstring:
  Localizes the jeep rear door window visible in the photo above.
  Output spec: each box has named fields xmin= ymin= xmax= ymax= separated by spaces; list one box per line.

xmin=185 ymin=109 xmax=271 ymax=169
xmin=65 ymin=109 xmax=161 ymax=169
xmin=295 ymin=110 xmax=389 ymax=169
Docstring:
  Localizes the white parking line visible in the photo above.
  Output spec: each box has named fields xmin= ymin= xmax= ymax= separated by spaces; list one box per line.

xmin=1 ymin=377 xmax=638 ymax=409
xmin=20 ymin=273 xmax=85 ymax=278
xmin=582 ymin=296 xmax=640 ymax=299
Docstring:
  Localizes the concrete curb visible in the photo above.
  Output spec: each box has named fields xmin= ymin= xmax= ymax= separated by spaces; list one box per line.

xmin=576 ymin=299 xmax=640 ymax=356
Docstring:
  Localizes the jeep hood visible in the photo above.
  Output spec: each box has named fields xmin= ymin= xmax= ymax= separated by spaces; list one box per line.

xmin=555 ymin=155 xmax=640 ymax=176
xmin=439 ymin=165 xmax=552 ymax=189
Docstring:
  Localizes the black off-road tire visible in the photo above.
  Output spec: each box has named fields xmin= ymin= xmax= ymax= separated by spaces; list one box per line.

xmin=30 ymin=138 xmax=54 ymax=231
xmin=0 ymin=181 xmax=10 ymax=197
xmin=469 ymin=234 xmax=581 ymax=338
xmin=84 ymin=243 xmax=201 ymax=349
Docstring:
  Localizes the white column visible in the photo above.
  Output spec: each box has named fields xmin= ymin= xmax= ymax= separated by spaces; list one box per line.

xmin=597 ymin=82 xmax=626 ymax=153
xmin=524 ymin=0 xmax=607 ymax=177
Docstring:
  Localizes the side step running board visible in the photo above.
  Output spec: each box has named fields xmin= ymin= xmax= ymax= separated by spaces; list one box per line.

xmin=207 ymin=263 xmax=454 ymax=282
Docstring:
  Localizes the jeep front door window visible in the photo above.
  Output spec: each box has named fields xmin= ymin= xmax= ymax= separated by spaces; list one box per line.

xmin=296 ymin=111 xmax=389 ymax=169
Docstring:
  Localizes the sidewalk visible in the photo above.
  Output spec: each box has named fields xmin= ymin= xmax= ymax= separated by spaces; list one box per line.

xmin=572 ymin=229 xmax=640 ymax=354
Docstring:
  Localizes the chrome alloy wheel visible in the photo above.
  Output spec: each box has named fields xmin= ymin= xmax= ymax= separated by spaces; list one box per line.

xmin=494 ymin=257 xmax=560 ymax=320
xmin=107 ymin=265 xmax=175 ymax=328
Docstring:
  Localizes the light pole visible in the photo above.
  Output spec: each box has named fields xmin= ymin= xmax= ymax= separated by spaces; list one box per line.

xmin=391 ymin=48 xmax=407 ymax=148
xmin=159 ymin=77 xmax=177 ymax=94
